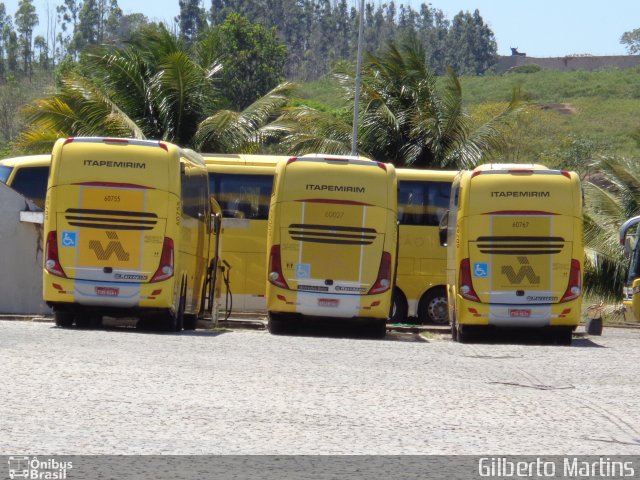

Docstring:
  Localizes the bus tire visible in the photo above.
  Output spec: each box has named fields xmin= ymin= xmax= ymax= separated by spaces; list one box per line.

xmin=389 ymin=288 xmax=408 ymax=324
xmin=54 ymin=311 xmax=74 ymax=328
xmin=183 ymin=314 xmax=197 ymax=331
xmin=554 ymin=327 xmax=573 ymax=346
xmin=168 ymin=283 xmax=186 ymax=332
xmin=418 ymin=288 xmax=449 ymax=325
xmin=457 ymin=324 xmax=471 ymax=343
xmin=374 ymin=318 xmax=387 ymax=339
xmin=267 ymin=313 xmax=289 ymax=335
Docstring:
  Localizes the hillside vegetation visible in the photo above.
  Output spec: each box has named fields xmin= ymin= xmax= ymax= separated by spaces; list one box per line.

xmin=301 ymin=66 xmax=640 ymax=163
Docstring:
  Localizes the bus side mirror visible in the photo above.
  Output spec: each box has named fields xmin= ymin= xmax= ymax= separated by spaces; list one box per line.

xmin=624 ymin=236 xmax=634 ymax=259
xmin=439 ymin=210 xmax=449 ymax=247
xmin=211 ymin=213 xmax=221 ymax=235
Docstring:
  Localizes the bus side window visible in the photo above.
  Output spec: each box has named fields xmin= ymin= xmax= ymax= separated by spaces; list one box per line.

xmin=10 ymin=166 xmax=49 ymax=207
xmin=181 ymin=165 xmax=207 ymax=221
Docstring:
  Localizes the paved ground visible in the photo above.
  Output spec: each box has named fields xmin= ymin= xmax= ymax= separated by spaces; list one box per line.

xmin=1 ymin=319 xmax=639 ymax=455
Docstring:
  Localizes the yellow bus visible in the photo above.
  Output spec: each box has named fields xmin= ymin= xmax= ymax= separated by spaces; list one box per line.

xmin=43 ymin=137 xmax=222 ymax=331
xmin=619 ymin=215 xmax=640 ymax=322
xmin=443 ymin=164 xmax=583 ymax=345
xmin=266 ymin=154 xmax=398 ymax=337
xmin=204 ymin=154 xmax=288 ymax=314
xmin=393 ymin=168 xmax=456 ymax=324
xmin=0 ymin=154 xmax=51 ymax=208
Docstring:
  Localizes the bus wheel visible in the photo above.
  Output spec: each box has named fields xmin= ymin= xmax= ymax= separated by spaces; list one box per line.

xmin=554 ymin=327 xmax=573 ymax=346
xmin=267 ymin=313 xmax=289 ymax=335
xmin=183 ymin=314 xmax=197 ymax=331
xmin=373 ymin=318 xmax=387 ymax=339
xmin=54 ymin=311 xmax=74 ymax=328
xmin=457 ymin=325 xmax=471 ymax=343
xmin=389 ymin=289 xmax=408 ymax=324
xmin=168 ymin=285 xmax=186 ymax=332
xmin=418 ymin=288 xmax=449 ymax=325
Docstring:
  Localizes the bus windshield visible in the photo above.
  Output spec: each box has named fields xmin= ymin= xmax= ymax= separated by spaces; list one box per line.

xmin=209 ymin=173 xmax=272 ymax=220
xmin=0 ymin=165 xmax=12 ymax=184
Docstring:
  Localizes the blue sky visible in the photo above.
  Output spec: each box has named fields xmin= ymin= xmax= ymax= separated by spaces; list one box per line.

xmin=4 ymin=0 xmax=639 ymax=57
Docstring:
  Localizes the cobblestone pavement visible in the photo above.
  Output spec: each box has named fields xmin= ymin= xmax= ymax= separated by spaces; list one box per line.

xmin=1 ymin=320 xmax=639 ymax=455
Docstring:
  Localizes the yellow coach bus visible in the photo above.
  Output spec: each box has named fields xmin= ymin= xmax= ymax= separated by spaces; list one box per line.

xmin=393 ymin=168 xmax=456 ymax=324
xmin=0 ymin=154 xmax=51 ymax=208
xmin=619 ymin=215 xmax=640 ymax=322
xmin=266 ymin=154 xmax=398 ymax=337
xmin=43 ymin=137 xmax=221 ymax=331
xmin=204 ymin=154 xmax=288 ymax=314
xmin=443 ymin=164 xmax=583 ymax=345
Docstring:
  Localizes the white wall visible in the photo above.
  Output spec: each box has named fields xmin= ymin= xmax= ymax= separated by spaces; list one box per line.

xmin=0 ymin=183 xmax=51 ymax=314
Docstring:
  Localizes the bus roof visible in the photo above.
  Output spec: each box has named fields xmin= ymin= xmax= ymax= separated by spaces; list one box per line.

xmin=202 ymin=154 xmax=289 ymax=167
xmin=0 ymin=154 xmax=51 ymax=168
xmin=396 ymin=168 xmax=457 ymax=182
xmin=472 ymin=163 xmax=548 ymax=173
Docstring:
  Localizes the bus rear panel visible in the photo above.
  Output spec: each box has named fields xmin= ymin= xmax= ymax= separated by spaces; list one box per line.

xmin=448 ymin=165 xmax=583 ymax=342
xmin=266 ymin=155 xmax=397 ymax=329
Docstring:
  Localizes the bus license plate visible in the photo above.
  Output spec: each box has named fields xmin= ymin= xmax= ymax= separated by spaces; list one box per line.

xmin=509 ymin=308 xmax=531 ymax=318
xmin=95 ymin=287 xmax=119 ymax=297
xmin=318 ymin=298 xmax=339 ymax=307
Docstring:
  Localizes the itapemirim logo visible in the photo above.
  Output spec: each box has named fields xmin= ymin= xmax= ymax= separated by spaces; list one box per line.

xmin=8 ymin=456 xmax=73 ymax=479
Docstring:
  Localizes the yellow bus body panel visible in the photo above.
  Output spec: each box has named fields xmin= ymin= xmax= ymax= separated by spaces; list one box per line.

xmin=266 ymin=156 xmax=397 ymax=320
xmin=205 ymin=156 xmax=288 ymax=312
xmin=448 ymin=164 xmax=583 ymax=329
xmin=395 ymin=169 xmax=456 ymax=319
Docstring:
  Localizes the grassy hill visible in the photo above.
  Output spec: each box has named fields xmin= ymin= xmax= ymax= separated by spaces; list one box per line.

xmin=301 ymin=66 xmax=640 ymax=165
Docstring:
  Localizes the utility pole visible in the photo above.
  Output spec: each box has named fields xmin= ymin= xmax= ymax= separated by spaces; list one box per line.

xmin=351 ymin=0 xmax=365 ymax=156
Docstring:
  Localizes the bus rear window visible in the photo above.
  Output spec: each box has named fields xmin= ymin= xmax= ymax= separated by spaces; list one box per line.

xmin=209 ymin=173 xmax=273 ymax=220
xmin=0 ymin=165 xmax=12 ymax=184
xmin=398 ymin=180 xmax=451 ymax=226
xmin=10 ymin=166 xmax=49 ymax=206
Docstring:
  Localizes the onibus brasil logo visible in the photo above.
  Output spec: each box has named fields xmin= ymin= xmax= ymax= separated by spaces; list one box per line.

xmin=8 ymin=456 xmax=73 ymax=479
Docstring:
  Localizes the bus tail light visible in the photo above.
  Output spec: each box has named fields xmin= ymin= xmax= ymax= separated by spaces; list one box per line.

xmin=45 ymin=231 xmax=67 ymax=278
xmin=150 ymin=237 xmax=174 ymax=283
xmin=559 ymin=259 xmax=581 ymax=303
xmin=369 ymin=251 xmax=392 ymax=295
xmin=268 ymin=245 xmax=289 ymax=289
xmin=459 ymin=258 xmax=480 ymax=302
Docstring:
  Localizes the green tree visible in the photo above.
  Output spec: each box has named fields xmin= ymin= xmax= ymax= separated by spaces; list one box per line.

xmin=0 ymin=4 xmax=12 ymax=81
xmin=177 ymin=0 xmax=206 ymax=45
xmin=266 ymin=40 xmax=517 ymax=166
xmin=348 ymin=40 xmax=516 ymax=167
xmin=14 ymin=0 xmax=38 ymax=80
xmin=446 ymin=9 xmax=496 ymax=75
xmin=582 ymin=156 xmax=640 ymax=300
xmin=16 ymin=23 xmax=293 ymax=153
xmin=620 ymin=27 xmax=640 ymax=54
xmin=205 ymin=13 xmax=287 ymax=110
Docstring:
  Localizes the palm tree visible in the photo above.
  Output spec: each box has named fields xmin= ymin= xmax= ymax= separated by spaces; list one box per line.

xmin=15 ymin=24 xmax=293 ymax=153
xmin=582 ymin=156 xmax=640 ymax=301
xmin=267 ymin=40 xmax=519 ymax=167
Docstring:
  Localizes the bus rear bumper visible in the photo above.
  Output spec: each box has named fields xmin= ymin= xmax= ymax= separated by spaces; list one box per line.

xmin=456 ymin=297 xmax=581 ymax=327
xmin=44 ymin=274 xmax=175 ymax=309
xmin=267 ymin=286 xmax=391 ymax=319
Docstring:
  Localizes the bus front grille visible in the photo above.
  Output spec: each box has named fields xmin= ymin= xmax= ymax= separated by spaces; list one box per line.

xmin=65 ymin=208 xmax=158 ymax=231
xmin=289 ymin=223 xmax=377 ymax=245
xmin=475 ymin=236 xmax=565 ymax=255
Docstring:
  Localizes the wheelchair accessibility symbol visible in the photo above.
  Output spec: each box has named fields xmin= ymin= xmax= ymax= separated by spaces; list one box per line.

xmin=61 ymin=231 xmax=77 ymax=247
xmin=295 ymin=263 xmax=310 ymax=279
xmin=473 ymin=262 xmax=488 ymax=278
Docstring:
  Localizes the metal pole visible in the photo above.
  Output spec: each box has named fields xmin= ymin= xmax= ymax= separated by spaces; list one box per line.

xmin=351 ymin=0 xmax=365 ymax=156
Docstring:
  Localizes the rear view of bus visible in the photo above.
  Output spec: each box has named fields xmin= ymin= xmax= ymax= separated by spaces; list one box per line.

xmin=266 ymin=154 xmax=398 ymax=336
xmin=446 ymin=164 xmax=583 ymax=344
xmin=43 ymin=137 xmax=218 ymax=331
